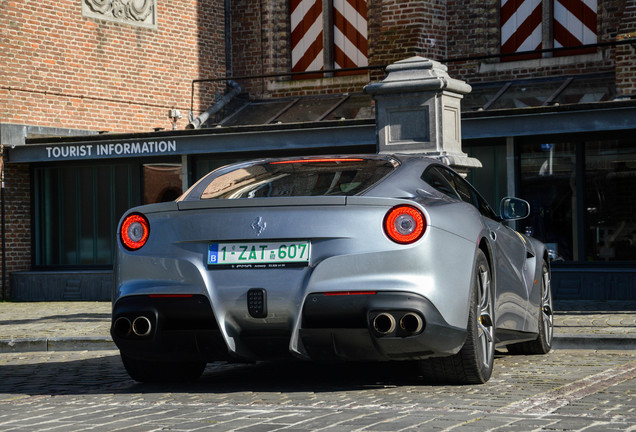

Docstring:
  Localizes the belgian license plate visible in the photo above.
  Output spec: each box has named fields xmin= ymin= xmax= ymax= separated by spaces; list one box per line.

xmin=207 ymin=241 xmax=311 ymax=269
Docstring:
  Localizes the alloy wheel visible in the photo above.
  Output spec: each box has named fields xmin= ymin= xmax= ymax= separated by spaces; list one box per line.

xmin=477 ymin=266 xmax=494 ymax=370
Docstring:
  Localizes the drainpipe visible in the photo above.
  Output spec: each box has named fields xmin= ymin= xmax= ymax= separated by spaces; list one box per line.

xmin=225 ymin=0 xmax=232 ymax=78
xmin=1 ymin=143 xmax=5 ymax=300
xmin=186 ymin=80 xmax=242 ymax=129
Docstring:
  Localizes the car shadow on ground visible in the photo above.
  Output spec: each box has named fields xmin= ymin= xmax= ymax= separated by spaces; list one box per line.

xmin=0 ymin=353 xmax=491 ymax=397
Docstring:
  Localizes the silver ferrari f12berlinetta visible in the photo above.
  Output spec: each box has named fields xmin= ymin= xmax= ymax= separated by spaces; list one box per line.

xmin=111 ymin=154 xmax=553 ymax=385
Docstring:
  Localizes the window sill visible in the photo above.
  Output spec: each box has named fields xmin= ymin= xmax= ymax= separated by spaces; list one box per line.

xmin=479 ymin=52 xmax=605 ymax=74
xmin=266 ymin=73 xmax=370 ymax=93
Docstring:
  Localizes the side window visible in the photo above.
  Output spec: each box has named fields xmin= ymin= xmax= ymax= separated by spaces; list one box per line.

xmin=475 ymin=193 xmax=498 ymax=220
xmin=424 ymin=165 xmax=498 ymax=220
xmin=441 ymin=169 xmax=477 ymax=207
xmin=438 ymin=168 xmax=475 ymax=205
xmin=421 ymin=167 xmax=460 ymax=200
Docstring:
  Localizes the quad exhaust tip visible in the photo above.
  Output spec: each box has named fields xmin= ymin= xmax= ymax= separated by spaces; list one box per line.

xmin=113 ymin=315 xmax=153 ymax=338
xmin=372 ymin=312 xmax=396 ymax=335
xmin=371 ymin=311 xmax=424 ymax=336
xmin=132 ymin=316 xmax=152 ymax=337
xmin=113 ymin=317 xmax=132 ymax=338
xmin=400 ymin=312 xmax=424 ymax=334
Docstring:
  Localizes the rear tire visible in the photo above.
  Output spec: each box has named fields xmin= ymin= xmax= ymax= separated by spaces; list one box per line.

xmin=507 ymin=261 xmax=553 ymax=355
xmin=419 ymin=249 xmax=495 ymax=384
xmin=121 ymin=353 xmax=206 ymax=383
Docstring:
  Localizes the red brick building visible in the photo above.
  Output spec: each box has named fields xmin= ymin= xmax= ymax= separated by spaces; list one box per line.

xmin=1 ymin=0 xmax=636 ymax=300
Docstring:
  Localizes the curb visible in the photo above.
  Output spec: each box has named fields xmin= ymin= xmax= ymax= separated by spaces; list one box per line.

xmin=552 ymin=334 xmax=636 ymax=351
xmin=1 ymin=334 xmax=635 ymax=354
xmin=0 ymin=337 xmax=115 ymax=353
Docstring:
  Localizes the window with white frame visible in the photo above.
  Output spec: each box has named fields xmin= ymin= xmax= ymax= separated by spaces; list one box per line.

xmin=500 ymin=0 xmax=597 ymax=61
xmin=290 ymin=0 xmax=368 ymax=75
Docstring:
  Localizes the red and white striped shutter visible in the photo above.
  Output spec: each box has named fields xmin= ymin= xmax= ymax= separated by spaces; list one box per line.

xmin=333 ymin=0 xmax=368 ymax=71
xmin=291 ymin=0 xmax=324 ymax=73
xmin=553 ymin=0 xmax=597 ymax=56
xmin=500 ymin=0 xmax=543 ymax=61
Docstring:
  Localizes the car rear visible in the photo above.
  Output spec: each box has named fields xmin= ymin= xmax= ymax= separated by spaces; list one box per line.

xmin=111 ymin=156 xmax=477 ymax=365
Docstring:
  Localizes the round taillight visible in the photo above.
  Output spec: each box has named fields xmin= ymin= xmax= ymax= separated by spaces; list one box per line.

xmin=120 ymin=213 xmax=150 ymax=251
xmin=384 ymin=205 xmax=426 ymax=244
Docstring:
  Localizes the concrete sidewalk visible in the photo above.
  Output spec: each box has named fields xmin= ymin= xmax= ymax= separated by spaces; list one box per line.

xmin=1 ymin=300 xmax=635 ymax=353
xmin=0 ymin=301 xmax=113 ymax=353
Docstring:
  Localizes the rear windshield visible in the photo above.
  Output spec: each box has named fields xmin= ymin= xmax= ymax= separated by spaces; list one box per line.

xmin=200 ymin=157 xmax=399 ymax=199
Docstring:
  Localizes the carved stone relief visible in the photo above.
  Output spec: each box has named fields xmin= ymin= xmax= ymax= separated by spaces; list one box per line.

xmin=82 ymin=0 xmax=157 ymax=29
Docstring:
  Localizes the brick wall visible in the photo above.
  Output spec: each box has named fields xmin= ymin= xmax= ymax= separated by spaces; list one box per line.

xmin=230 ymin=0 xmax=268 ymax=97
xmin=370 ymin=0 xmax=625 ymax=84
xmin=431 ymin=0 xmax=621 ymax=83
xmin=231 ymin=0 xmax=264 ymax=82
xmin=368 ymin=0 xmax=447 ymax=69
xmin=230 ymin=0 xmax=627 ymax=98
xmin=230 ymin=0 xmax=292 ymax=97
xmin=230 ymin=0 xmax=449 ymax=97
xmin=616 ymin=0 xmax=636 ymax=97
xmin=0 ymin=0 xmax=226 ymax=133
xmin=0 ymin=164 xmax=30 ymax=300
xmin=0 ymin=0 xmax=226 ymax=297
xmin=230 ymin=0 xmax=371 ymax=99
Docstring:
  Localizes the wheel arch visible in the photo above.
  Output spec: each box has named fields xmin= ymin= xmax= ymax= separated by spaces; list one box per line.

xmin=477 ymin=236 xmax=496 ymax=297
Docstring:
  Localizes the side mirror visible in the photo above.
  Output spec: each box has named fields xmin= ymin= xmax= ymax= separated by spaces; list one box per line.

xmin=500 ymin=197 xmax=530 ymax=221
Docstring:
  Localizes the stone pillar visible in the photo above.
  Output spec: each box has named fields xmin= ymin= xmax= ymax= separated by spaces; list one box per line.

xmin=364 ymin=56 xmax=481 ymax=171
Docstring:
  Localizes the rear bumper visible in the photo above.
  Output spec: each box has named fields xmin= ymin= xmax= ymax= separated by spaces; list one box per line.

xmin=299 ymin=292 xmax=467 ymax=361
xmin=111 ymin=292 xmax=467 ymax=363
xmin=111 ymin=295 xmax=229 ymax=362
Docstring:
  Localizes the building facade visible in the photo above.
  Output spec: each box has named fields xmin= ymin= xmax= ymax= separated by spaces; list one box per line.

xmin=1 ymin=0 xmax=636 ymax=300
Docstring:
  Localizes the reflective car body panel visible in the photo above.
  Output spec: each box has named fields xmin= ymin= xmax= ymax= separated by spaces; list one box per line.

xmin=112 ymin=155 xmax=549 ymax=368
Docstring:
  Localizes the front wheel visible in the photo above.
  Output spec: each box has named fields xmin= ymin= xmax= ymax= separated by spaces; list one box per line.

xmin=419 ymin=249 xmax=495 ymax=384
xmin=121 ymin=353 xmax=206 ymax=383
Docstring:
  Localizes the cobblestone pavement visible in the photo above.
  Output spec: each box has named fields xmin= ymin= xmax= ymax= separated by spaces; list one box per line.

xmin=0 ymin=348 xmax=635 ymax=431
